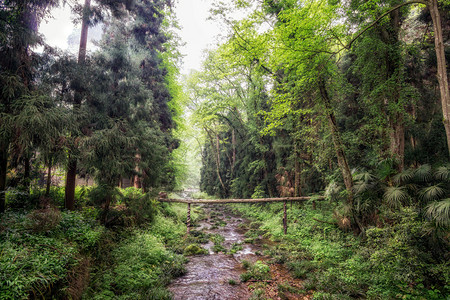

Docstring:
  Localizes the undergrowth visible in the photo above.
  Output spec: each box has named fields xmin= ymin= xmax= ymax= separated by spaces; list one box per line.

xmin=1 ymin=187 xmax=198 ymax=299
xmin=84 ymin=199 xmax=196 ymax=299
xmin=232 ymin=201 xmax=449 ymax=299
xmin=0 ymin=209 xmax=103 ymax=299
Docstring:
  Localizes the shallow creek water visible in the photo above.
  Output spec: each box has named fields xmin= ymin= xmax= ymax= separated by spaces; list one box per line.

xmin=168 ymin=203 xmax=262 ymax=300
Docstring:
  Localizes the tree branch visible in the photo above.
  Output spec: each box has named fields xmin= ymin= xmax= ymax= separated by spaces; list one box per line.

xmin=346 ymin=0 xmax=428 ymax=49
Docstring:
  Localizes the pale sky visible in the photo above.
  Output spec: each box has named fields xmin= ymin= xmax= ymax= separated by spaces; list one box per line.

xmin=39 ymin=0 xmax=227 ymax=75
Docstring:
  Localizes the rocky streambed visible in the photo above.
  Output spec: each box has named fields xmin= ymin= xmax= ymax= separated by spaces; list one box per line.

xmin=168 ymin=204 xmax=310 ymax=300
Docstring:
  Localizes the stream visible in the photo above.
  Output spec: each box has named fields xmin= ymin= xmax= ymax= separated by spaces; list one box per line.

xmin=167 ymin=199 xmax=308 ymax=300
xmin=168 ymin=203 xmax=258 ymax=299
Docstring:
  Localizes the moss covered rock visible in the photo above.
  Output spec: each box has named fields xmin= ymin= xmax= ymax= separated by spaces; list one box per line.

xmin=183 ymin=244 xmax=208 ymax=256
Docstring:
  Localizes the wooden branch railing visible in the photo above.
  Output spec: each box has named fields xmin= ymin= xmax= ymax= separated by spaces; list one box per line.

xmin=158 ymin=196 xmax=326 ymax=235
xmin=158 ymin=196 xmax=324 ymax=204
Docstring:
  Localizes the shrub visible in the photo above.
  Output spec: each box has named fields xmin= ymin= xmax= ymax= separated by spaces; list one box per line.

xmin=6 ymin=187 xmax=40 ymax=209
xmin=124 ymin=195 xmax=158 ymax=226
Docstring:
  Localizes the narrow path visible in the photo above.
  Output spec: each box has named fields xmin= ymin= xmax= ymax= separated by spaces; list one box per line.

xmin=168 ymin=203 xmax=309 ymax=300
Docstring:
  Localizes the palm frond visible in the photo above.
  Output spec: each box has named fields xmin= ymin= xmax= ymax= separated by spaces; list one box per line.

xmin=383 ymin=186 xmax=409 ymax=209
xmin=376 ymin=158 xmax=397 ymax=181
xmin=434 ymin=165 xmax=450 ymax=181
xmin=353 ymin=181 xmax=374 ymax=195
xmin=392 ymin=168 xmax=414 ymax=185
xmin=353 ymin=171 xmax=379 ymax=196
xmin=426 ymin=198 xmax=450 ymax=227
xmin=419 ymin=184 xmax=446 ymax=202
xmin=414 ymin=164 xmax=432 ymax=183
xmin=325 ymin=181 xmax=342 ymax=201
xmin=353 ymin=171 xmax=376 ymax=183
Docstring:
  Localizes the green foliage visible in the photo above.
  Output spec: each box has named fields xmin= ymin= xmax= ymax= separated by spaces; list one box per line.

xmin=426 ymin=198 xmax=450 ymax=227
xmin=26 ymin=208 xmax=62 ymax=233
xmin=211 ymin=234 xmax=227 ymax=253
xmin=232 ymin=201 xmax=449 ymax=298
xmin=183 ymin=244 xmax=208 ymax=256
xmin=286 ymin=260 xmax=318 ymax=279
xmin=228 ymin=279 xmax=237 ymax=285
xmin=383 ymin=186 xmax=409 ymax=209
xmin=0 ymin=210 xmax=103 ymax=299
xmin=86 ymin=202 xmax=188 ymax=299
xmin=240 ymin=260 xmax=271 ymax=282
xmin=111 ymin=232 xmax=184 ymax=294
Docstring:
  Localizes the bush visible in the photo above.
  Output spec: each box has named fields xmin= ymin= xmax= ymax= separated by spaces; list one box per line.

xmin=74 ymin=185 xmax=93 ymax=208
xmin=124 ymin=195 xmax=158 ymax=226
xmin=6 ymin=187 xmax=68 ymax=210
xmin=6 ymin=187 xmax=41 ymax=209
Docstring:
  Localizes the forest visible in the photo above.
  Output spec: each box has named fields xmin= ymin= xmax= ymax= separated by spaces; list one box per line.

xmin=0 ymin=0 xmax=449 ymax=299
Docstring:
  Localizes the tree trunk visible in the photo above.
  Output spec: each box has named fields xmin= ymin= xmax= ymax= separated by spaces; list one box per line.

xmin=102 ymin=193 xmax=112 ymax=225
xmin=65 ymin=0 xmax=90 ymax=210
xmin=65 ymin=158 xmax=76 ymax=210
xmin=294 ymin=156 xmax=301 ymax=197
xmin=45 ymin=156 xmax=52 ymax=196
xmin=318 ymin=78 xmax=354 ymax=204
xmin=429 ymin=0 xmax=450 ymax=156
xmin=134 ymin=153 xmax=141 ymax=189
xmin=294 ymin=143 xmax=301 ymax=197
xmin=319 ymin=77 xmax=364 ymax=233
xmin=215 ymin=134 xmax=226 ymax=193
xmin=23 ymin=155 xmax=31 ymax=191
xmin=0 ymin=143 xmax=8 ymax=213
xmin=134 ymin=175 xmax=141 ymax=189
xmin=389 ymin=113 xmax=405 ymax=171
xmin=232 ymin=128 xmax=236 ymax=172
xmin=77 ymin=0 xmax=90 ymax=65
xmin=205 ymin=129 xmax=227 ymax=194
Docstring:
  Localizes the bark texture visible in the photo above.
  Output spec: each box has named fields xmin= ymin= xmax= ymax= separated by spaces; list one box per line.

xmin=389 ymin=114 xmax=405 ymax=171
xmin=65 ymin=159 xmax=76 ymax=210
